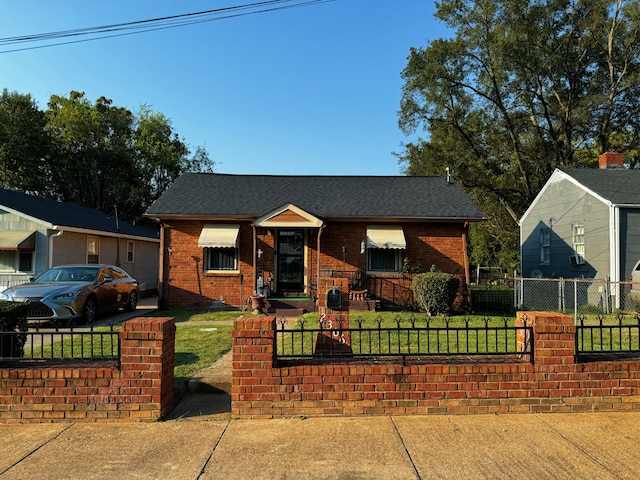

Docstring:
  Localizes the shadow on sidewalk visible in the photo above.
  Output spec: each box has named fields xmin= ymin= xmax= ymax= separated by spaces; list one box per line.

xmin=164 ymin=392 xmax=231 ymax=421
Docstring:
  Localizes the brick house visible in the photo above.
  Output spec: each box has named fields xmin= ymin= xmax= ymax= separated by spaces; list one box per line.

xmin=144 ymin=173 xmax=484 ymax=312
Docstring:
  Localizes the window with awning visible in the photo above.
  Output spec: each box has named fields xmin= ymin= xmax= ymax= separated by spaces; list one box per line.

xmin=0 ymin=231 xmax=36 ymax=251
xmin=198 ymin=225 xmax=240 ymax=271
xmin=198 ymin=224 xmax=240 ymax=248
xmin=365 ymin=226 xmax=406 ymax=250
xmin=366 ymin=226 xmax=406 ymax=273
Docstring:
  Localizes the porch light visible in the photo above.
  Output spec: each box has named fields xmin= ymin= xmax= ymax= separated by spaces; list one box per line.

xmin=360 ymin=240 xmax=365 ymax=254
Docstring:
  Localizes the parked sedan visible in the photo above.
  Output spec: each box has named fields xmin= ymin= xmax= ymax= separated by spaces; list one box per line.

xmin=0 ymin=264 xmax=139 ymax=325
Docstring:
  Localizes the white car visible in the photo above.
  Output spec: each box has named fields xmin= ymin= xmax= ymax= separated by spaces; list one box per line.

xmin=0 ymin=264 xmax=139 ymax=325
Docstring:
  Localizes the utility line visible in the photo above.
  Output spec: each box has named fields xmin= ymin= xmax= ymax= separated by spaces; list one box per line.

xmin=0 ymin=0 xmax=334 ymax=54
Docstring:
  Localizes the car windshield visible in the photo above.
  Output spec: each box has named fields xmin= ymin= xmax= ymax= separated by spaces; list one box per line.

xmin=36 ymin=267 xmax=100 ymax=283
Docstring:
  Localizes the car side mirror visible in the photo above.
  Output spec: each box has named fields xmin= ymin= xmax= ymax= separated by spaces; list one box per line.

xmin=102 ymin=275 xmax=113 ymax=284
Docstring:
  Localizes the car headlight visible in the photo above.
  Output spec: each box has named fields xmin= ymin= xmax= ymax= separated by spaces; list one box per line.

xmin=54 ymin=291 xmax=82 ymax=299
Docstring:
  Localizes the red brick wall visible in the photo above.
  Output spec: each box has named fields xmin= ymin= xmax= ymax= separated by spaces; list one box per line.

xmin=161 ymin=220 xmax=471 ymax=310
xmin=0 ymin=317 xmax=175 ymax=423
xmin=232 ymin=312 xmax=640 ymax=418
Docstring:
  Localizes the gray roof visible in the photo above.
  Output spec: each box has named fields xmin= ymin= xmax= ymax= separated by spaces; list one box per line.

xmin=145 ymin=173 xmax=485 ymax=221
xmin=562 ymin=168 xmax=640 ymax=205
xmin=0 ymin=188 xmax=159 ymax=239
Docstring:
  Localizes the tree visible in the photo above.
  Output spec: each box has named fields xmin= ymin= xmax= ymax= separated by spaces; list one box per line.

xmin=0 ymin=89 xmax=52 ymax=195
xmin=0 ymin=90 xmax=213 ymax=224
xmin=398 ymin=0 xmax=640 ymax=270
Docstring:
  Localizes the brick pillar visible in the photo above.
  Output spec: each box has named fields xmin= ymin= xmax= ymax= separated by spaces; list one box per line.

xmin=120 ymin=317 xmax=176 ymax=419
xmin=516 ymin=311 xmax=575 ymax=365
xmin=232 ymin=316 xmax=275 ymax=418
xmin=316 ymin=277 xmax=351 ymax=355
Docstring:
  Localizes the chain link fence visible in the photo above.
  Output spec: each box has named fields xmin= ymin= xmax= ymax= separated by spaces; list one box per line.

xmin=514 ymin=277 xmax=637 ymax=316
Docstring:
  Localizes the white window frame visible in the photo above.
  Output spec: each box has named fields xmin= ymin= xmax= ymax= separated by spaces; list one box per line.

xmin=126 ymin=240 xmax=135 ymax=263
xmin=540 ymin=228 xmax=550 ymax=264
xmin=204 ymin=246 xmax=239 ymax=272
xmin=572 ymin=224 xmax=585 ymax=256
xmin=87 ymin=236 xmax=100 ymax=264
xmin=366 ymin=248 xmax=403 ymax=274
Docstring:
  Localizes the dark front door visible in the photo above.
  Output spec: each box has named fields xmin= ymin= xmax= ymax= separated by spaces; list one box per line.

xmin=277 ymin=230 xmax=304 ymax=294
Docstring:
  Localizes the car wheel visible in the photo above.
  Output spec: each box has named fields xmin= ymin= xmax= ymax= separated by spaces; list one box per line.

xmin=83 ymin=296 xmax=97 ymax=324
xmin=124 ymin=290 xmax=138 ymax=312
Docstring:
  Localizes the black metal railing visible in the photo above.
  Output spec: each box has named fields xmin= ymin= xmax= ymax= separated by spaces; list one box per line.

xmin=274 ymin=314 xmax=533 ymax=365
xmin=576 ymin=312 xmax=640 ymax=359
xmin=0 ymin=322 xmax=120 ymax=362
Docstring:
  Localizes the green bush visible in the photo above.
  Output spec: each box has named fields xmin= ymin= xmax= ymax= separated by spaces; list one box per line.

xmin=412 ymin=266 xmax=460 ymax=316
xmin=0 ymin=301 xmax=28 ymax=331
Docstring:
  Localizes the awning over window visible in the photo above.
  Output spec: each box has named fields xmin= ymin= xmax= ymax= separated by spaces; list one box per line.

xmin=0 ymin=231 xmax=36 ymax=251
xmin=198 ymin=224 xmax=240 ymax=248
xmin=366 ymin=226 xmax=406 ymax=249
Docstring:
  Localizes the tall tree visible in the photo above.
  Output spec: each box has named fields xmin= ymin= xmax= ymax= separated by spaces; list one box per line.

xmin=0 ymin=90 xmax=214 ymax=224
xmin=398 ymin=0 xmax=640 ymax=270
xmin=0 ymin=89 xmax=52 ymax=195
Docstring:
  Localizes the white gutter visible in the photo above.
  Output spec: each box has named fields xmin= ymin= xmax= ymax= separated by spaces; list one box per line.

xmin=47 ymin=228 xmax=63 ymax=268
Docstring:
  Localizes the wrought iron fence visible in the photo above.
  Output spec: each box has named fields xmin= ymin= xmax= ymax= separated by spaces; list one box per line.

xmin=274 ymin=314 xmax=533 ymax=365
xmin=0 ymin=321 xmax=120 ymax=362
xmin=575 ymin=312 xmax=640 ymax=360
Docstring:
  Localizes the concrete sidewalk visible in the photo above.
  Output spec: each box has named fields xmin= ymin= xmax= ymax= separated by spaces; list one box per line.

xmin=1 ymin=411 xmax=639 ymax=479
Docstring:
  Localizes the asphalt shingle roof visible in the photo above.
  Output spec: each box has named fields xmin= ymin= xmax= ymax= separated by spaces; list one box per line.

xmin=0 ymin=188 xmax=158 ymax=239
xmin=562 ymin=168 xmax=640 ymax=205
xmin=145 ymin=173 xmax=485 ymax=220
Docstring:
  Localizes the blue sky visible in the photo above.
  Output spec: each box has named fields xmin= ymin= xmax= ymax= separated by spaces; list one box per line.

xmin=0 ymin=1 xmax=449 ymax=176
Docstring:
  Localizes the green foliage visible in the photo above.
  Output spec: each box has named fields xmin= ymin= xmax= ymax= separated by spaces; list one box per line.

xmin=0 ymin=300 xmax=28 ymax=331
xmin=0 ymin=90 xmax=214 ymax=225
xmin=398 ymin=0 xmax=640 ymax=272
xmin=411 ymin=266 xmax=460 ymax=316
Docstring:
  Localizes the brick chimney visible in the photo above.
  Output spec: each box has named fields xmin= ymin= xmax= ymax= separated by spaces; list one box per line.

xmin=599 ymin=152 xmax=624 ymax=169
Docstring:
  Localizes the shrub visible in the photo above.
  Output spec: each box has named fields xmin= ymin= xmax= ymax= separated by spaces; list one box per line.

xmin=412 ymin=266 xmax=460 ymax=316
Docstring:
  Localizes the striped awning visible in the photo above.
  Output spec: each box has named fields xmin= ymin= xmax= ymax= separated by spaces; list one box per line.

xmin=197 ymin=224 xmax=240 ymax=248
xmin=0 ymin=231 xmax=36 ymax=251
xmin=366 ymin=226 xmax=406 ymax=249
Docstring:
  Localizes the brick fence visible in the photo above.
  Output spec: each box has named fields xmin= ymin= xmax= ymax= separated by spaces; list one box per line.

xmin=0 ymin=317 xmax=175 ymax=423
xmin=231 ymin=311 xmax=640 ymax=418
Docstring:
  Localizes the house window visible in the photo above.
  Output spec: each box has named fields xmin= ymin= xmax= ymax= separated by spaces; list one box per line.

xmin=0 ymin=251 xmax=13 ymax=273
xmin=540 ymin=228 xmax=550 ymax=264
xmin=19 ymin=251 xmax=33 ymax=272
xmin=367 ymin=249 xmax=402 ymax=273
xmin=204 ymin=247 xmax=238 ymax=271
xmin=87 ymin=237 xmax=99 ymax=264
xmin=126 ymin=241 xmax=135 ymax=263
xmin=573 ymin=224 xmax=585 ymax=256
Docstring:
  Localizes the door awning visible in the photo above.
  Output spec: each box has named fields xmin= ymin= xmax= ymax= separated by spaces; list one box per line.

xmin=366 ymin=226 xmax=406 ymax=249
xmin=198 ymin=224 xmax=240 ymax=248
xmin=0 ymin=231 xmax=36 ymax=251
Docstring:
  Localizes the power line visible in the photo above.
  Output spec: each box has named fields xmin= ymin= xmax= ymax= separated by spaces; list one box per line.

xmin=0 ymin=0 xmax=334 ymax=54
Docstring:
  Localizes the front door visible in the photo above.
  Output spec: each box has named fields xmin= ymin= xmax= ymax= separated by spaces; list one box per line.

xmin=277 ymin=230 xmax=304 ymax=294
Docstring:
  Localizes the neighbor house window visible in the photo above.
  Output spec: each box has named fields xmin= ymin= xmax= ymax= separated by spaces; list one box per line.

xmin=367 ymin=249 xmax=402 ymax=273
xmin=87 ymin=237 xmax=99 ymax=264
xmin=0 ymin=251 xmax=13 ymax=273
xmin=126 ymin=240 xmax=135 ymax=263
xmin=18 ymin=251 xmax=33 ymax=272
xmin=204 ymin=247 xmax=238 ymax=271
xmin=540 ymin=228 xmax=550 ymax=264
xmin=573 ymin=224 xmax=585 ymax=256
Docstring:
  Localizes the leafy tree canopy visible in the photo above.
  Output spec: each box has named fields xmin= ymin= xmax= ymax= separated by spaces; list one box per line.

xmin=0 ymin=89 xmax=213 ymax=225
xmin=398 ymin=0 xmax=640 ymax=270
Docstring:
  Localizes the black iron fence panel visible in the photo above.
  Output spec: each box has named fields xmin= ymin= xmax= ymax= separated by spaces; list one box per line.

xmin=575 ymin=312 xmax=640 ymax=359
xmin=274 ymin=314 xmax=533 ymax=365
xmin=0 ymin=323 xmax=120 ymax=362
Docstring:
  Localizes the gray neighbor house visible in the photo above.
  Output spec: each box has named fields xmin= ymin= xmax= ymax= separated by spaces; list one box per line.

xmin=0 ymin=188 xmax=160 ymax=294
xmin=519 ymin=153 xmax=640 ymax=307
